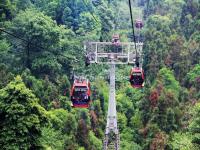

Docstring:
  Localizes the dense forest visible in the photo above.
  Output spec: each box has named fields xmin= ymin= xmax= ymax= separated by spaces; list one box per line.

xmin=0 ymin=0 xmax=200 ymax=149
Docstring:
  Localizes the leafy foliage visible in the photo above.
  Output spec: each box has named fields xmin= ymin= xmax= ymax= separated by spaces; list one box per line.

xmin=0 ymin=0 xmax=200 ymax=149
xmin=0 ymin=76 xmax=48 ymax=149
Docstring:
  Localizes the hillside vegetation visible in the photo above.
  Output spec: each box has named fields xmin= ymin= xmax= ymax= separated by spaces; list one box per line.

xmin=0 ymin=0 xmax=200 ymax=149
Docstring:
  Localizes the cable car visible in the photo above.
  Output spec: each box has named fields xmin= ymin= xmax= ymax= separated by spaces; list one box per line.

xmin=135 ymin=19 xmax=143 ymax=29
xmin=111 ymin=34 xmax=122 ymax=53
xmin=129 ymin=67 xmax=144 ymax=88
xmin=70 ymin=78 xmax=91 ymax=108
xmin=112 ymin=34 xmax=120 ymax=46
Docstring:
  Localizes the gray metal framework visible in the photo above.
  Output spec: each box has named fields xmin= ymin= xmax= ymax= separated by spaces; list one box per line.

xmin=84 ymin=42 xmax=143 ymax=150
xmin=84 ymin=42 xmax=143 ymax=65
xmin=103 ymin=61 xmax=120 ymax=150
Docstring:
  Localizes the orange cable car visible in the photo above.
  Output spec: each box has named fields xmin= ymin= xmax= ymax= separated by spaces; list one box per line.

xmin=130 ymin=67 xmax=144 ymax=88
xmin=70 ymin=78 xmax=91 ymax=108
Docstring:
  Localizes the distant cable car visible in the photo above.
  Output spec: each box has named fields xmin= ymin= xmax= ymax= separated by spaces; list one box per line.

xmin=129 ymin=67 xmax=144 ymax=88
xmin=70 ymin=78 xmax=91 ymax=108
xmin=112 ymin=34 xmax=122 ymax=53
xmin=135 ymin=19 xmax=143 ymax=29
xmin=112 ymin=34 xmax=120 ymax=46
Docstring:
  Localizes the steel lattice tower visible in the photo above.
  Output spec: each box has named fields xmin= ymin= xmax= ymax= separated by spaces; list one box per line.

xmin=85 ymin=42 xmax=143 ymax=150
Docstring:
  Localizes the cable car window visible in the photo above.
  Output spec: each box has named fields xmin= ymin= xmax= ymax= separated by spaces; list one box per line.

xmin=74 ymin=86 xmax=88 ymax=92
xmin=132 ymin=72 xmax=142 ymax=76
xmin=114 ymin=39 xmax=118 ymax=42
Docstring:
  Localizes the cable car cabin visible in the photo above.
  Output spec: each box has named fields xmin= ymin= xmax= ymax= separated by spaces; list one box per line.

xmin=135 ymin=19 xmax=143 ymax=29
xmin=70 ymin=79 xmax=91 ymax=108
xmin=112 ymin=34 xmax=120 ymax=46
xmin=111 ymin=34 xmax=122 ymax=53
xmin=130 ymin=67 xmax=144 ymax=88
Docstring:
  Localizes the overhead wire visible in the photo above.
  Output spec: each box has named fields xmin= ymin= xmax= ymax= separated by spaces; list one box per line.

xmin=0 ymin=28 xmax=29 ymax=43
xmin=0 ymin=28 xmax=48 ymax=51
xmin=128 ymin=0 xmax=139 ymax=65
xmin=82 ymin=0 xmax=99 ymax=23
xmin=0 ymin=28 xmax=77 ymax=61
xmin=81 ymin=0 xmax=110 ymax=41
xmin=128 ymin=0 xmax=137 ymax=50
xmin=1 ymin=1 xmax=142 ymax=63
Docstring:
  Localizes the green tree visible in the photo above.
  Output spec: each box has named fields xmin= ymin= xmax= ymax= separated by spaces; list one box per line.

xmin=33 ymin=0 xmax=59 ymax=20
xmin=141 ymin=68 xmax=181 ymax=136
xmin=15 ymin=0 xmax=32 ymax=11
xmin=77 ymin=12 xmax=101 ymax=40
xmin=56 ymin=0 xmax=89 ymax=32
xmin=143 ymin=15 xmax=172 ymax=80
xmin=9 ymin=9 xmax=63 ymax=77
xmin=185 ymin=64 xmax=200 ymax=101
xmin=186 ymin=64 xmax=200 ymax=90
xmin=165 ymin=34 xmax=189 ymax=82
xmin=188 ymin=31 xmax=200 ymax=65
xmin=0 ymin=0 xmax=14 ymax=21
xmin=117 ymin=112 xmax=127 ymax=132
xmin=96 ymin=1 xmax=114 ymax=41
xmin=0 ymin=76 xmax=48 ymax=149
xmin=76 ymin=119 xmax=90 ymax=149
xmin=168 ymin=132 xmax=196 ymax=150
xmin=180 ymin=0 xmax=199 ymax=39
xmin=88 ymin=131 xmax=102 ymax=150
xmin=39 ymin=126 xmax=65 ymax=150
xmin=150 ymin=68 xmax=181 ymax=132
xmin=0 ymin=38 xmax=15 ymax=70
xmin=189 ymin=103 xmax=200 ymax=149
xmin=0 ymin=63 xmax=13 ymax=89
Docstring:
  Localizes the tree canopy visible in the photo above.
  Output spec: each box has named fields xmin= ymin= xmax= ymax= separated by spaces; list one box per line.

xmin=0 ymin=0 xmax=200 ymax=149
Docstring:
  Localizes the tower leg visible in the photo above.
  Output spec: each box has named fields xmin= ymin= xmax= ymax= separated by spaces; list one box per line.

xmin=103 ymin=61 xmax=120 ymax=150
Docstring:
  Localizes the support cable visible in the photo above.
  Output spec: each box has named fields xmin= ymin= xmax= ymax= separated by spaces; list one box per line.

xmin=82 ymin=0 xmax=99 ymax=23
xmin=0 ymin=28 xmax=77 ymax=61
xmin=128 ymin=0 xmax=139 ymax=66
xmin=81 ymin=0 xmax=110 ymax=41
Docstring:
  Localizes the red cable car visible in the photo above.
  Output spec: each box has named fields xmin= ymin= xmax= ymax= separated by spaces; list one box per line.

xmin=135 ymin=19 xmax=143 ymax=29
xmin=112 ymin=34 xmax=120 ymax=46
xmin=70 ymin=78 xmax=91 ymax=108
xmin=129 ymin=67 xmax=144 ymax=88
